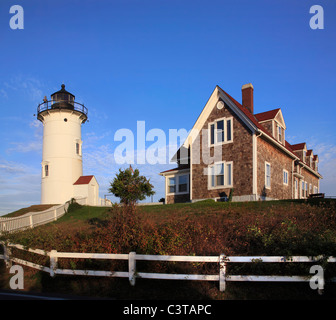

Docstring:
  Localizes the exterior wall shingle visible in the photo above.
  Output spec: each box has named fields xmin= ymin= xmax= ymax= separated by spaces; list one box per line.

xmin=257 ymin=137 xmax=293 ymax=199
xmin=191 ymin=101 xmax=253 ymax=201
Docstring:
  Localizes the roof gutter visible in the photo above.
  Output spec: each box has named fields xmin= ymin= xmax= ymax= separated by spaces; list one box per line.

xmin=159 ymin=168 xmax=190 ymax=176
xmin=257 ymin=129 xmax=322 ymax=179
xmin=256 ymin=129 xmax=298 ymax=160
xmin=298 ymin=161 xmax=323 ymax=179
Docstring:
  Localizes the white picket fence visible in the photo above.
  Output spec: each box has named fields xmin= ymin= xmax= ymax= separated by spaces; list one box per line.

xmin=0 ymin=197 xmax=87 ymax=234
xmin=0 ymin=242 xmax=335 ymax=292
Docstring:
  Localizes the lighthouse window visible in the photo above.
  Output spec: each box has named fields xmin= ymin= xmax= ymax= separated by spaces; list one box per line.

xmin=76 ymin=142 xmax=82 ymax=156
xmin=45 ymin=165 xmax=49 ymax=177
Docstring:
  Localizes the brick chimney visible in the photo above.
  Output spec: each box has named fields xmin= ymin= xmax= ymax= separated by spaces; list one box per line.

xmin=242 ymin=83 xmax=254 ymax=114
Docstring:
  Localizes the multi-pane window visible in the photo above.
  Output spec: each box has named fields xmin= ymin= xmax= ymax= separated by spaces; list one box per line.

xmin=283 ymin=169 xmax=288 ymax=185
xmin=208 ymin=161 xmax=233 ymax=188
xmin=167 ymin=175 xmax=189 ymax=194
xmin=216 ymin=120 xmax=224 ymax=143
xmin=168 ymin=177 xmax=176 ymax=193
xmin=278 ymin=126 xmax=282 ymax=143
xmin=265 ymin=162 xmax=271 ymax=189
xmin=209 ymin=117 xmax=233 ymax=145
xmin=178 ymin=175 xmax=188 ymax=193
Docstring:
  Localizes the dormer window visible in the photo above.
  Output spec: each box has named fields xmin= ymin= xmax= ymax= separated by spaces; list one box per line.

xmin=278 ymin=125 xmax=282 ymax=143
xmin=303 ymin=150 xmax=306 ymax=162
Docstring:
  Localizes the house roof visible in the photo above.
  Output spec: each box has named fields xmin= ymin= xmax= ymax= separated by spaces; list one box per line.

xmin=159 ymin=165 xmax=190 ymax=175
xmin=73 ymin=175 xmax=94 ymax=185
xmin=168 ymin=85 xmax=321 ymax=179
xmin=214 ymin=86 xmax=296 ymax=158
xmin=254 ymin=108 xmax=281 ymax=122
xmin=291 ymin=143 xmax=307 ymax=151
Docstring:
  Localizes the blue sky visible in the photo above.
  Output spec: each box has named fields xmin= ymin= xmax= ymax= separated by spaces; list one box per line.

xmin=0 ymin=0 xmax=335 ymax=214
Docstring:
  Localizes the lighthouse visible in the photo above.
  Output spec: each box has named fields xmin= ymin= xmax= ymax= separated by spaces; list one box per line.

xmin=37 ymin=84 xmax=98 ymax=205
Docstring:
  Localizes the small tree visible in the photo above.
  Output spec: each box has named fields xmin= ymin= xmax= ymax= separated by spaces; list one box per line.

xmin=109 ymin=166 xmax=155 ymax=206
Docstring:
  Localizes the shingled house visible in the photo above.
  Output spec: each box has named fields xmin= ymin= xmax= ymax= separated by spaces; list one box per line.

xmin=159 ymin=84 xmax=322 ymax=203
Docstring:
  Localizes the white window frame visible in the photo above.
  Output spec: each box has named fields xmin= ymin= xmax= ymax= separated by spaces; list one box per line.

xmin=283 ymin=169 xmax=288 ymax=186
xmin=301 ymin=181 xmax=305 ymax=198
xmin=75 ymin=139 xmax=82 ymax=156
xmin=177 ymin=174 xmax=189 ymax=193
xmin=42 ymin=161 xmax=49 ymax=178
xmin=168 ymin=177 xmax=176 ymax=194
xmin=265 ymin=162 xmax=271 ymax=189
xmin=167 ymin=174 xmax=189 ymax=195
xmin=278 ymin=125 xmax=282 ymax=143
xmin=208 ymin=161 xmax=233 ymax=190
xmin=208 ymin=117 xmax=233 ymax=146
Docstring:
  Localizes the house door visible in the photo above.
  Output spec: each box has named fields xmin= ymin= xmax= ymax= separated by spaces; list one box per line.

xmin=294 ymin=179 xmax=298 ymax=199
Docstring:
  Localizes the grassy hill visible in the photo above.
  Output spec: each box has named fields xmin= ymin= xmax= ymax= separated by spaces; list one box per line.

xmin=2 ymin=204 xmax=57 ymax=218
xmin=1 ymin=199 xmax=336 ymax=299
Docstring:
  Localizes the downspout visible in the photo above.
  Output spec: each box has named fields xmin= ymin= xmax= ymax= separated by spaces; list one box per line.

xmin=253 ymin=131 xmax=262 ymax=200
xmin=189 ymin=137 xmax=193 ymax=202
xmin=291 ymin=160 xmax=294 ymax=199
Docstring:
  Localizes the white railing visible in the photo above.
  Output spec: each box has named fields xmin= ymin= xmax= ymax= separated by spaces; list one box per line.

xmin=0 ymin=197 xmax=86 ymax=234
xmin=0 ymin=242 xmax=335 ymax=292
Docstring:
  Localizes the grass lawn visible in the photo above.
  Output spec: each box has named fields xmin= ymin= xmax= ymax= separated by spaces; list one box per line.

xmin=1 ymin=199 xmax=335 ymax=299
xmin=2 ymin=204 xmax=57 ymax=218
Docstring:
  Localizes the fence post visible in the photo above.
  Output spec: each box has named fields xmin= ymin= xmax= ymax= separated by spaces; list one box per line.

xmin=50 ymin=250 xmax=58 ymax=277
xmin=29 ymin=215 xmax=33 ymax=229
xmin=219 ymin=253 xmax=227 ymax=292
xmin=3 ymin=244 xmax=12 ymax=269
xmin=129 ymin=252 xmax=136 ymax=286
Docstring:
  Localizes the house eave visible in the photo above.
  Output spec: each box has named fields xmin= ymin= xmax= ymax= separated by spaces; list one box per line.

xmin=159 ymin=168 xmax=190 ymax=176
xmin=257 ymin=129 xmax=298 ymax=160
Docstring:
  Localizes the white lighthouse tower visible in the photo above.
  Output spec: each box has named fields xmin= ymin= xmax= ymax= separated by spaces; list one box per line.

xmin=37 ymin=84 xmax=90 ymax=204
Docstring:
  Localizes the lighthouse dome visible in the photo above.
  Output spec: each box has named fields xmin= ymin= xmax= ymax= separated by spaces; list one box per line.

xmin=51 ymin=84 xmax=75 ymax=110
xmin=37 ymin=84 xmax=88 ymax=123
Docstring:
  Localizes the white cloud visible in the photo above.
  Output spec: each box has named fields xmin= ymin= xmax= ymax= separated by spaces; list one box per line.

xmin=0 ymin=160 xmax=40 ymax=215
xmin=309 ymin=141 xmax=336 ymax=196
xmin=3 ymin=75 xmax=44 ymax=102
xmin=7 ymin=141 xmax=42 ymax=153
xmin=6 ymin=119 xmax=43 ymax=154
xmin=0 ymin=88 xmax=8 ymax=99
xmin=0 ymin=161 xmax=26 ymax=174
xmin=83 ymin=142 xmax=177 ymax=202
